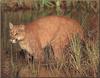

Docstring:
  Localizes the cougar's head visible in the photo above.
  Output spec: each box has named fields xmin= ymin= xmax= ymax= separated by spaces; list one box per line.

xmin=9 ymin=23 xmax=25 ymax=43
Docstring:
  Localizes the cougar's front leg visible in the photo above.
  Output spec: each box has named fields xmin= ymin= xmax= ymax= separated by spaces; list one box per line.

xmin=28 ymin=33 xmax=44 ymax=63
xmin=34 ymin=43 xmax=45 ymax=63
xmin=33 ymin=48 xmax=44 ymax=63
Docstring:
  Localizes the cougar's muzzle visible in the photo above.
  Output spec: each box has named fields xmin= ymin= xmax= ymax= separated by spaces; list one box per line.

xmin=10 ymin=38 xmax=18 ymax=43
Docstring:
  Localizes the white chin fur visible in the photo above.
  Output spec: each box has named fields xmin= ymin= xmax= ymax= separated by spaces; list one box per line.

xmin=10 ymin=39 xmax=17 ymax=43
xmin=17 ymin=37 xmax=22 ymax=40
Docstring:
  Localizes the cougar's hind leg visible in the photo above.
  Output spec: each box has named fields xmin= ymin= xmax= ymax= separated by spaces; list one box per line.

xmin=51 ymin=35 xmax=69 ymax=64
xmin=52 ymin=42 xmax=65 ymax=63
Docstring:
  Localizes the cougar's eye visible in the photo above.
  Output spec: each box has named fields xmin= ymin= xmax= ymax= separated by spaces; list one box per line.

xmin=15 ymin=33 xmax=18 ymax=36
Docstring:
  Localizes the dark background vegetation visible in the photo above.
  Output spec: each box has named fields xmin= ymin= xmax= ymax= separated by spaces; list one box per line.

xmin=1 ymin=0 xmax=99 ymax=78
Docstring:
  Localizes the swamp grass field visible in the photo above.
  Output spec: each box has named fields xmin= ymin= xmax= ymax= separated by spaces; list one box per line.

xmin=1 ymin=0 xmax=99 ymax=78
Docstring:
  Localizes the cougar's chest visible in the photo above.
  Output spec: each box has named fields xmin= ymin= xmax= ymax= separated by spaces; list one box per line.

xmin=19 ymin=40 xmax=32 ymax=54
xmin=19 ymin=41 xmax=26 ymax=49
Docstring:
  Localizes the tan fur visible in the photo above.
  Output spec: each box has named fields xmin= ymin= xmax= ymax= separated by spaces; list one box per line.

xmin=9 ymin=16 xmax=84 ymax=61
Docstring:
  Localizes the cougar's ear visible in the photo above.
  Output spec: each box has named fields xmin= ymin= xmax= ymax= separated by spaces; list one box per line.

xmin=9 ymin=22 xmax=13 ymax=29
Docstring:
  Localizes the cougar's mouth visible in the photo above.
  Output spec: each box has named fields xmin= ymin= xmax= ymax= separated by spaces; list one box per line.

xmin=10 ymin=39 xmax=17 ymax=43
xmin=10 ymin=38 xmax=24 ymax=43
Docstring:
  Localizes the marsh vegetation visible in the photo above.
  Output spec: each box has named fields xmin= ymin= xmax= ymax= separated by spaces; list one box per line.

xmin=1 ymin=0 xmax=99 ymax=78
